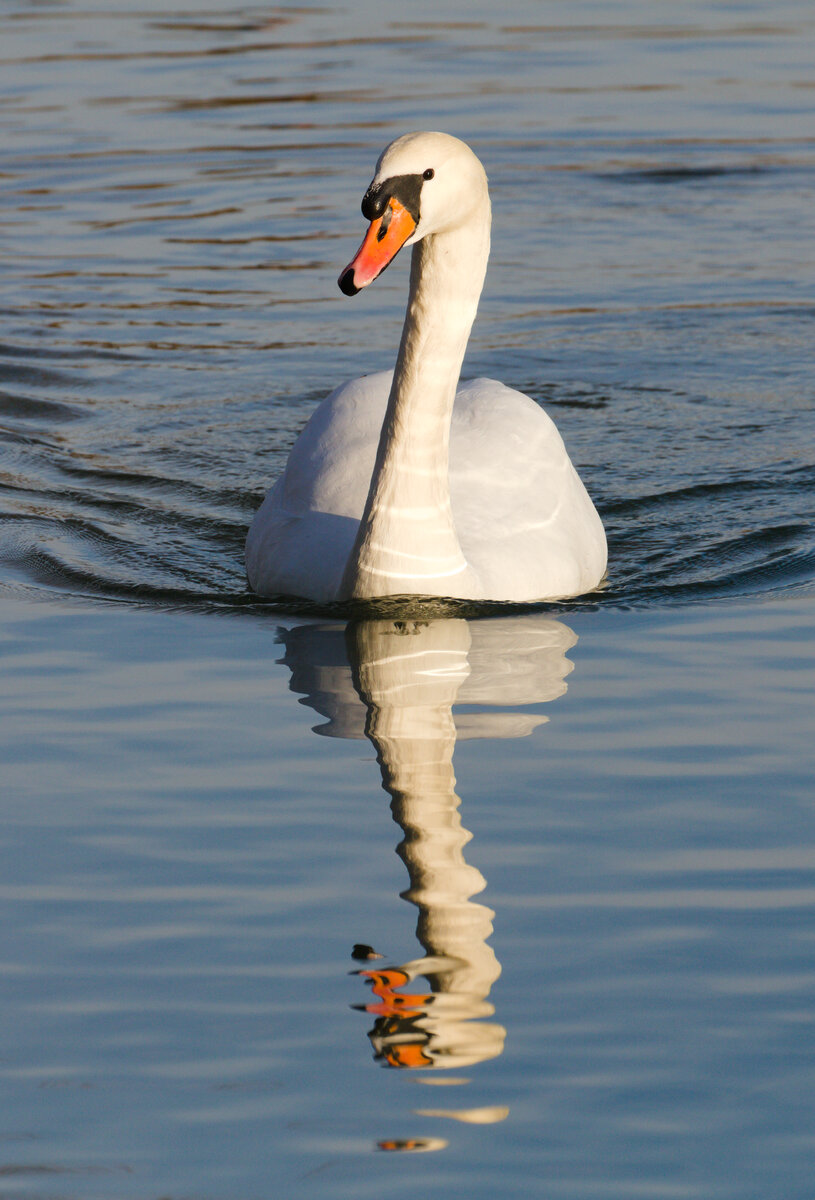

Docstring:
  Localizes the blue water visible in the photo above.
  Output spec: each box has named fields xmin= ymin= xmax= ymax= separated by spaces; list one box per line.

xmin=1 ymin=2 xmax=814 ymax=1197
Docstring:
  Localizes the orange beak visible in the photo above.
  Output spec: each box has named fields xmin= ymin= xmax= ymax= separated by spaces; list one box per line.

xmin=338 ymin=197 xmax=417 ymax=295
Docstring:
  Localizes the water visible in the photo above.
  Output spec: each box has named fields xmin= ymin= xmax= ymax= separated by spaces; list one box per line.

xmin=1 ymin=2 xmax=814 ymax=1197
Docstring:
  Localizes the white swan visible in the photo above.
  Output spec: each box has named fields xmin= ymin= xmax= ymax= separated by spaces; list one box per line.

xmin=246 ymin=131 xmax=607 ymax=603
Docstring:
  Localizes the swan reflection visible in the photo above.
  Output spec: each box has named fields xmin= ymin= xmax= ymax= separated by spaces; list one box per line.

xmin=278 ymin=613 xmax=577 ymax=1145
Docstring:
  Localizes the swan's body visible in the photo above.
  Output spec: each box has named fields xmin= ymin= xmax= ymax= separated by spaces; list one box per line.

xmin=247 ymin=370 xmax=604 ymax=603
xmin=246 ymin=132 xmax=606 ymax=603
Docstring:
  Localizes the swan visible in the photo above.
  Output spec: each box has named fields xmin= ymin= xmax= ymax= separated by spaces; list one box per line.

xmin=245 ymin=131 xmax=607 ymax=603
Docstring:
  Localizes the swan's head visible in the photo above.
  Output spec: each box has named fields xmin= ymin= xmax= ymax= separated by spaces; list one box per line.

xmin=338 ymin=132 xmax=489 ymax=296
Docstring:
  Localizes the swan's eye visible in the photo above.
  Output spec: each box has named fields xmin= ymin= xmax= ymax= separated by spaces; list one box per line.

xmin=423 ymin=168 xmax=435 ymax=181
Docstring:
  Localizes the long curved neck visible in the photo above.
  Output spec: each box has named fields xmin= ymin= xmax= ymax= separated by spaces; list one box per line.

xmin=341 ymin=210 xmax=490 ymax=600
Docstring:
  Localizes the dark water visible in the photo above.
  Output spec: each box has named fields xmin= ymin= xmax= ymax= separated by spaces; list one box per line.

xmin=2 ymin=0 xmax=814 ymax=609
xmin=1 ymin=2 xmax=814 ymax=1198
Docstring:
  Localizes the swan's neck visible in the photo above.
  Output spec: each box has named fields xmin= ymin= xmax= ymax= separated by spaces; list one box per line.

xmin=341 ymin=210 xmax=490 ymax=599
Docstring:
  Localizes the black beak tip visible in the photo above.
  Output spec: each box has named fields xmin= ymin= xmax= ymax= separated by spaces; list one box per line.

xmin=338 ymin=268 xmax=360 ymax=297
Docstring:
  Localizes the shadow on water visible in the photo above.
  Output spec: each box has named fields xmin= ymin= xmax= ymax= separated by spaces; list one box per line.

xmin=279 ymin=612 xmax=576 ymax=1151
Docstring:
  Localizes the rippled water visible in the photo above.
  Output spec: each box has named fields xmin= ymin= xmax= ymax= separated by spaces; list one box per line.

xmin=3 ymin=0 xmax=814 ymax=608
xmin=1 ymin=2 xmax=814 ymax=1198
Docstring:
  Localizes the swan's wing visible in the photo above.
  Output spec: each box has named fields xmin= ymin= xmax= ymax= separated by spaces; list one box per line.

xmin=276 ymin=370 xmax=391 ymax=517
xmin=245 ymin=371 xmax=390 ymax=600
xmin=450 ymin=378 xmax=606 ymax=599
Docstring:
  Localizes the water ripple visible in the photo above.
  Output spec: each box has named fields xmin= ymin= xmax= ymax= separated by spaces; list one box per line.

xmin=0 ymin=1 xmax=813 ymax=614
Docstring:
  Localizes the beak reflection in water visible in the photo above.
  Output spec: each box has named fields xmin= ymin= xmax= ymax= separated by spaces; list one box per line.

xmin=278 ymin=613 xmax=578 ymax=1151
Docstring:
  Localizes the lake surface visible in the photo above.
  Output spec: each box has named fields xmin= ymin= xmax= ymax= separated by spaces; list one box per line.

xmin=1 ymin=1 xmax=814 ymax=1197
